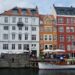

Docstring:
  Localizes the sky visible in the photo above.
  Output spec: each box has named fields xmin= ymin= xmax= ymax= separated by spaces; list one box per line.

xmin=0 ymin=0 xmax=75 ymax=14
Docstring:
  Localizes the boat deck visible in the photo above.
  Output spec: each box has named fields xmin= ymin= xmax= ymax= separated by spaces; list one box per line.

xmin=29 ymin=58 xmax=75 ymax=65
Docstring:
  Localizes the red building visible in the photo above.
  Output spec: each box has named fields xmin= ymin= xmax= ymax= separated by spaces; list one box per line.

xmin=52 ymin=5 xmax=75 ymax=57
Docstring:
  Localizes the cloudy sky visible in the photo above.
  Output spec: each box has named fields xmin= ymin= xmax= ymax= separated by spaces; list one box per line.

xmin=0 ymin=0 xmax=75 ymax=14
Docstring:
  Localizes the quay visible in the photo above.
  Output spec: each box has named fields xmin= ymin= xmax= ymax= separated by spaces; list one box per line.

xmin=0 ymin=53 xmax=39 ymax=69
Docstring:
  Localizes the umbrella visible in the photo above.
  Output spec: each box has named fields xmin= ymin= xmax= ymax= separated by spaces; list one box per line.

xmin=54 ymin=49 xmax=65 ymax=52
xmin=43 ymin=49 xmax=54 ymax=53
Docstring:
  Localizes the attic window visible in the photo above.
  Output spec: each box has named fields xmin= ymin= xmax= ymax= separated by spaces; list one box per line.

xmin=61 ymin=10 xmax=65 ymax=15
xmin=12 ymin=9 xmax=18 ymax=14
xmin=22 ymin=9 xmax=27 ymax=15
xmin=31 ymin=9 xmax=36 ymax=15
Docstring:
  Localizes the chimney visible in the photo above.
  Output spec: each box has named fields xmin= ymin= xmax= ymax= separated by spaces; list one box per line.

xmin=36 ymin=6 xmax=38 ymax=10
xmin=71 ymin=6 xmax=73 ymax=8
xmin=53 ymin=4 xmax=55 ymax=7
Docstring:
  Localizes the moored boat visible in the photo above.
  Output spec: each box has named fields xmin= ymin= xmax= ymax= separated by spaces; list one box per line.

xmin=38 ymin=49 xmax=75 ymax=70
xmin=38 ymin=62 xmax=75 ymax=70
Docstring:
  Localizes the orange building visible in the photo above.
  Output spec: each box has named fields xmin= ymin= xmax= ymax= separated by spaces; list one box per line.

xmin=39 ymin=15 xmax=57 ymax=53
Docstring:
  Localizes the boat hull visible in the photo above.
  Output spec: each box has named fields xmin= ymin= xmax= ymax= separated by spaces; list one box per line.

xmin=38 ymin=62 xmax=75 ymax=70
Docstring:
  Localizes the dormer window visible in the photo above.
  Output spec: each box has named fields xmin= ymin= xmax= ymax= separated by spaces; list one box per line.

xmin=31 ymin=9 xmax=36 ymax=15
xmin=22 ymin=9 xmax=26 ymax=15
xmin=12 ymin=9 xmax=18 ymax=15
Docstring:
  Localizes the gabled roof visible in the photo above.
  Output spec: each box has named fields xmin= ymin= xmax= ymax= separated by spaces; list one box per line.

xmin=54 ymin=6 xmax=75 ymax=15
xmin=0 ymin=6 xmax=39 ymax=16
xmin=39 ymin=15 xmax=54 ymax=21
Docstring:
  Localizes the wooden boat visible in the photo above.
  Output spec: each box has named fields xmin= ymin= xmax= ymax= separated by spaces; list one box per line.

xmin=38 ymin=60 xmax=75 ymax=70
xmin=38 ymin=49 xmax=75 ymax=70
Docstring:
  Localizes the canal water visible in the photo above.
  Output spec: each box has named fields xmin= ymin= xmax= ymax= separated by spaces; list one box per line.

xmin=0 ymin=69 xmax=75 ymax=75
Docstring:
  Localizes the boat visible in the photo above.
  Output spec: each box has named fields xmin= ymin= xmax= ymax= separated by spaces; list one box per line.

xmin=38 ymin=49 xmax=75 ymax=70
xmin=39 ymin=61 xmax=75 ymax=70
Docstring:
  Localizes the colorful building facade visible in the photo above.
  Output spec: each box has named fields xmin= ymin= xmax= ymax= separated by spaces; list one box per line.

xmin=39 ymin=15 xmax=57 ymax=53
xmin=1 ymin=5 xmax=75 ymax=57
xmin=0 ymin=7 xmax=40 ymax=57
xmin=52 ymin=5 xmax=75 ymax=56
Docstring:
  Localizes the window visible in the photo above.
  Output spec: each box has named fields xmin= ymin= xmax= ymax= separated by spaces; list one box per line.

xmin=31 ymin=9 xmax=36 ymax=15
xmin=53 ymin=45 xmax=57 ymax=49
xmin=66 ymin=18 xmax=70 ymax=24
xmin=71 ymin=35 xmax=74 ymax=41
xmin=25 ymin=18 xmax=28 ymax=23
xmin=18 ymin=18 xmax=22 ymax=22
xmin=22 ymin=9 xmax=26 ymax=15
xmin=32 ymin=44 xmax=36 ymax=47
xmin=49 ymin=35 xmax=52 ymax=41
xmin=44 ymin=35 xmax=47 ymax=40
xmin=53 ymin=35 xmax=57 ymax=41
xmin=3 ymin=34 xmax=8 ymax=40
xmin=12 ymin=10 xmax=18 ymax=14
xmin=70 ymin=27 xmax=74 ymax=32
xmin=59 ymin=35 xmax=64 ymax=42
xmin=40 ymin=35 xmax=43 ymax=40
xmin=59 ymin=44 xmax=64 ymax=49
xmin=12 ymin=44 xmax=15 ymax=50
xmin=12 ymin=26 xmax=16 ymax=30
xmin=3 ymin=44 xmax=8 ymax=50
xmin=12 ymin=33 xmax=15 ymax=40
xmin=40 ymin=45 xmax=43 ymax=49
xmin=32 ymin=18 xmax=35 ymax=22
xmin=18 ymin=34 xmax=22 ymax=40
xmin=32 ymin=27 xmax=36 ymax=31
xmin=12 ymin=17 xmax=16 ymax=23
xmin=49 ymin=45 xmax=52 ymax=49
xmin=48 ymin=27 xmax=52 ymax=32
xmin=66 ymin=35 xmax=71 ymax=42
xmin=71 ymin=45 xmax=74 ymax=50
xmin=25 ymin=34 xmax=28 ymax=40
xmin=32 ymin=35 xmax=36 ymax=40
xmin=66 ymin=27 xmax=74 ymax=32
xmin=67 ymin=45 xmax=71 ymax=51
xmin=25 ymin=26 xmax=28 ymax=30
xmin=58 ymin=17 xmax=63 ymax=23
xmin=71 ymin=18 xmax=74 ymax=24
xmin=4 ymin=17 xmax=8 ymax=23
xmin=18 ymin=44 xmax=22 ymax=50
xmin=45 ymin=45 xmax=48 ymax=49
xmin=19 ymin=27 xmax=22 ymax=30
xmin=4 ymin=26 xmax=8 ymax=30
xmin=66 ymin=27 xmax=70 ymax=32
xmin=23 ymin=44 xmax=29 ymax=50
xmin=58 ymin=26 xmax=64 ymax=32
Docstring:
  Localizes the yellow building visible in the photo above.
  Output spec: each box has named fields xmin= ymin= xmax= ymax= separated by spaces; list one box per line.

xmin=39 ymin=15 xmax=57 ymax=53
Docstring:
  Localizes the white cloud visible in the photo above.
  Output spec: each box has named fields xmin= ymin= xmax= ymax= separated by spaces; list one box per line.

xmin=0 ymin=0 xmax=75 ymax=14
xmin=55 ymin=3 xmax=64 ymax=7
xmin=0 ymin=0 xmax=35 ymax=13
xmin=0 ymin=0 xmax=18 ymax=12
xmin=16 ymin=0 xmax=34 ymax=8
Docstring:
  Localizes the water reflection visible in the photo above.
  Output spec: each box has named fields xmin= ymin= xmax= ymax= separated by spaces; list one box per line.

xmin=0 ymin=69 xmax=38 ymax=75
xmin=39 ymin=69 xmax=75 ymax=75
xmin=0 ymin=69 xmax=75 ymax=75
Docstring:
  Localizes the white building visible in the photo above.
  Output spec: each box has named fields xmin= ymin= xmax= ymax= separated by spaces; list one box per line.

xmin=0 ymin=7 xmax=39 ymax=57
